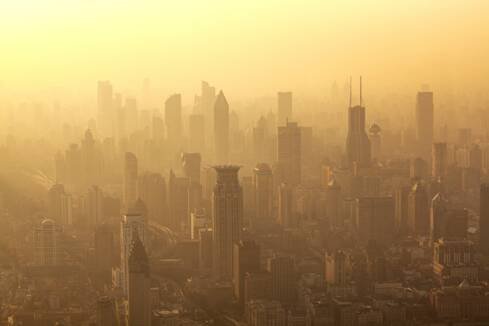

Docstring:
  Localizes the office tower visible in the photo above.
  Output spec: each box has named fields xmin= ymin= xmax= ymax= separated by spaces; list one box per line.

xmin=87 ymin=185 xmax=104 ymax=226
xmin=432 ymin=143 xmax=448 ymax=179
xmin=97 ymin=81 xmax=114 ymax=136
xmin=246 ymin=300 xmax=286 ymax=326
xmin=48 ymin=184 xmax=73 ymax=225
xmin=168 ymin=170 xmax=189 ymax=232
xmin=244 ymin=272 xmax=272 ymax=303
xmin=408 ymin=182 xmax=430 ymax=236
xmin=198 ymin=228 xmax=213 ymax=270
xmin=191 ymin=209 xmax=210 ymax=240
xmin=182 ymin=152 xmax=202 ymax=185
xmin=355 ymin=197 xmax=395 ymax=245
xmin=480 ymin=184 xmax=489 ymax=256
xmin=253 ymin=117 xmax=268 ymax=163
xmin=214 ymin=91 xmax=230 ymax=163
xmin=188 ymin=114 xmax=205 ymax=153
xmin=253 ymin=164 xmax=273 ymax=224
xmin=394 ymin=185 xmax=410 ymax=234
xmin=152 ymin=115 xmax=165 ymax=142
xmin=457 ymin=128 xmax=472 ymax=146
xmin=267 ymin=255 xmax=296 ymax=304
xmin=345 ymin=79 xmax=371 ymax=168
xmin=443 ymin=208 xmax=468 ymax=239
xmin=278 ymin=183 xmax=297 ymax=228
xmin=241 ymin=176 xmax=254 ymax=227
xmin=200 ymin=81 xmax=216 ymax=143
xmin=415 ymin=91 xmax=434 ymax=159
xmin=123 ymin=152 xmax=138 ymax=209
xmin=94 ymin=224 xmax=114 ymax=286
xmin=127 ymin=233 xmax=151 ymax=326
xmin=165 ymin=93 xmax=183 ymax=148
xmin=120 ymin=213 xmax=146 ymax=295
xmin=212 ymin=166 xmax=243 ymax=279
xmin=369 ymin=123 xmax=382 ymax=161
xmin=277 ymin=121 xmax=301 ymax=186
xmin=469 ymin=144 xmax=483 ymax=171
xmin=430 ymin=193 xmax=448 ymax=243
xmin=325 ymin=250 xmax=352 ymax=285
xmin=325 ymin=178 xmax=342 ymax=228
xmin=34 ymin=219 xmax=61 ymax=266
xmin=138 ymin=172 xmax=167 ymax=225
xmin=433 ymin=239 xmax=477 ymax=283
xmin=81 ymin=129 xmax=103 ymax=187
xmin=96 ymin=296 xmax=119 ymax=326
xmin=300 ymin=127 xmax=313 ymax=172
xmin=233 ymin=240 xmax=261 ymax=306
xmin=410 ymin=157 xmax=428 ymax=180
xmin=277 ymin=91 xmax=292 ymax=126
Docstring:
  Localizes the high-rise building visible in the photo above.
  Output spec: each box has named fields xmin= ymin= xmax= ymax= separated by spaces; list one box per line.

xmin=246 ymin=300 xmax=286 ymax=326
xmin=94 ymin=224 xmax=114 ymax=286
xmin=212 ymin=166 xmax=243 ymax=279
xmin=165 ymin=93 xmax=183 ymax=148
xmin=394 ymin=185 xmax=410 ymax=235
xmin=214 ymin=91 xmax=230 ymax=163
xmin=267 ymin=255 xmax=295 ymax=304
xmin=278 ymin=183 xmax=297 ymax=228
xmin=277 ymin=122 xmax=301 ymax=186
xmin=432 ymin=143 xmax=448 ymax=179
xmin=188 ymin=114 xmax=205 ymax=153
xmin=346 ymin=102 xmax=371 ymax=168
xmin=408 ymin=182 xmax=430 ymax=236
xmin=48 ymin=184 xmax=73 ymax=225
xmin=369 ymin=123 xmax=382 ymax=161
xmin=96 ymin=296 xmax=119 ymax=326
xmin=127 ymin=232 xmax=151 ymax=326
xmin=355 ymin=197 xmax=395 ymax=245
xmin=479 ymin=184 xmax=489 ymax=256
xmin=123 ymin=152 xmax=138 ymax=209
xmin=325 ymin=250 xmax=352 ymax=285
xmin=182 ymin=152 xmax=202 ymax=185
xmin=34 ymin=219 xmax=62 ymax=266
xmin=244 ymin=272 xmax=272 ymax=303
xmin=120 ymin=213 xmax=146 ymax=295
xmin=415 ymin=91 xmax=434 ymax=159
xmin=198 ymin=228 xmax=213 ymax=270
xmin=168 ymin=170 xmax=189 ymax=232
xmin=410 ymin=157 xmax=428 ymax=180
xmin=233 ymin=240 xmax=261 ymax=306
xmin=86 ymin=185 xmax=104 ymax=226
xmin=433 ymin=238 xmax=477 ymax=283
xmin=277 ymin=92 xmax=292 ymax=126
xmin=253 ymin=163 xmax=273 ymax=225
xmin=325 ymin=178 xmax=342 ymax=228
xmin=138 ymin=172 xmax=167 ymax=225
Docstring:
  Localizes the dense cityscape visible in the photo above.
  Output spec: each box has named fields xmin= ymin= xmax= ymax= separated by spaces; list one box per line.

xmin=2 ymin=1 xmax=489 ymax=326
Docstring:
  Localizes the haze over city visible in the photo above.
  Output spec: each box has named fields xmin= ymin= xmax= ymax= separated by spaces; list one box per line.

xmin=1 ymin=1 xmax=489 ymax=326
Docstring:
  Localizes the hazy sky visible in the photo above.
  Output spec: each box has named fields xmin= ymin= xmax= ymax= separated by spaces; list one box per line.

xmin=1 ymin=0 xmax=488 ymax=101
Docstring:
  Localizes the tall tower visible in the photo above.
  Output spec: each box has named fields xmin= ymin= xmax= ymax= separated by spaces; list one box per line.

xmin=345 ymin=78 xmax=371 ymax=168
xmin=267 ymin=255 xmax=296 ymax=304
xmin=430 ymin=193 xmax=448 ymax=243
xmin=123 ymin=152 xmax=138 ymax=209
xmin=432 ymin=143 xmax=448 ymax=179
xmin=138 ymin=172 xmax=167 ymax=225
xmin=182 ymin=152 xmax=202 ymax=185
xmin=34 ymin=219 xmax=62 ymax=266
xmin=408 ymin=182 xmax=430 ymax=236
xmin=416 ymin=91 xmax=434 ymax=160
xmin=277 ymin=122 xmax=301 ymax=186
xmin=253 ymin=163 xmax=273 ymax=224
xmin=120 ymin=213 xmax=146 ymax=295
xmin=188 ymin=114 xmax=205 ymax=153
xmin=277 ymin=91 xmax=292 ymax=126
xmin=127 ymin=232 xmax=151 ymax=326
xmin=165 ymin=93 xmax=183 ymax=149
xmin=212 ymin=166 xmax=243 ymax=279
xmin=48 ymin=184 xmax=73 ymax=225
xmin=369 ymin=123 xmax=382 ymax=161
xmin=480 ymin=184 xmax=489 ymax=256
xmin=94 ymin=223 xmax=114 ymax=287
xmin=87 ymin=185 xmax=104 ymax=226
xmin=96 ymin=296 xmax=119 ymax=326
xmin=214 ymin=91 xmax=230 ymax=163
xmin=233 ymin=240 xmax=260 ymax=306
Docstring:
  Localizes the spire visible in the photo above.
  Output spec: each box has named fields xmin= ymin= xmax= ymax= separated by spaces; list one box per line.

xmin=359 ymin=76 xmax=363 ymax=106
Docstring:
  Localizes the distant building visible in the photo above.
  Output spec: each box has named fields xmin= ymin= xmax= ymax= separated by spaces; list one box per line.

xmin=214 ymin=91 xmax=230 ymax=163
xmin=94 ymin=224 xmax=114 ymax=287
xmin=253 ymin=163 xmax=273 ymax=225
xmin=123 ymin=152 xmax=138 ymax=209
xmin=415 ymin=91 xmax=434 ymax=160
xmin=267 ymin=255 xmax=296 ymax=304
xmin=138 ymin=172 xmax=167 ymax=225
xmin=277 ymin=91 xmax=292 ymax=126
xmin=233 ymin=240 xmax=261 ymax=306
xmin=408 ymin=182 xmax=430 ymax=236
xmin=246 ymin=300 xmax=286 ymax=326
xmin=356 ymin=197 xmax=395 ymax=245
xmin=277 ymin=122 xmax=301 ymax=186
xmin=346 ymin=87 xmax=371 ymax=167
xmin=34 ymin=219 xmax=62 ymax=266
xmin=120 ymin=213 xmax=146 ymax=295
xmin=432 ymin=143 xmax=448 ymax=179
xmin=48 ymin=184 xmax=73 ymax=225
xmin=165 ymin=93 xmax=183 ymax=149
xmin=480 ymin=183 xmax=489 ymax=256
xmin=433 ymin=238 xmax=478 ymax=283
xmin=96 ymin=296 xmax=119 ymax=326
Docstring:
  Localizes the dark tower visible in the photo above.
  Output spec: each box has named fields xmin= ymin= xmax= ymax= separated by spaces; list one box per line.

xmin=480 ymin=184 xmax=489 ymax=256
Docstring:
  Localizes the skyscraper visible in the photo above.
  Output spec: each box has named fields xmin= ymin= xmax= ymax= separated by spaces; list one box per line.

xmin=233 ymin=240 xmax=261 ymax=306
xmin=267 ymin=255 xmax=296 ymax=304
xmin=432 ymin=142 xmax=448 ymax=179
xmin=345 ymin=80 xmax=371 ymax=168
xmin=48 ymin=184 xmax=73 ymax=226
xmin=277 ymin=91 xmax=293 ymax=126
xmin=415 ymin=91 xmax=434 ymax=160
xmin=138 ymin=172 xmax=167 ymax=225
xmin=408 ymin=182 xmax=430 ymax=236
xmin=86 ymin=185 xmax=104 ymax=226
xmin=369 ymin=123 xmax=382 ymax=161
xmin=214 ymin=91 xmax=230 ymax=163
xmin=94 ymin=223 xmax=114 ymax=287
xmin=253 ymin=163 xmax=273 ymax=224
xmin=277 ymin=122 xmax=301 ymax=186
xmin=120 ymin=213 xmax=146 ymax=295
xmin=212 ymin=166 xmax=243 ymax=279
xmin=168 ymin=170 xmax=190 ymax=233
xmin=480 ymin=184 xmax=489 ymax=256
xmin=277 ymin=183 xmax=297 ymax=228
xmin=188 ymin=114 xmax=205 ymax=153
xmin=96 ymin=296 xmax=119 ymax=326
xmin=182 ymin=152 xmax=202 ymax=185
xmin=165 ymin=93 xmax=183 ymax=148
xmin=127 ymin=232 xmax=151 ymax=326
xmin=356 ymin=197 xmax=395 ymax=246
xmin=123 ymin=152 xmax=138 ymax=209
xmin=34 ymin=219 xmax=62 ymax=266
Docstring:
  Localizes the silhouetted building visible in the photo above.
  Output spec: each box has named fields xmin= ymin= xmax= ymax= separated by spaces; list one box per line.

xmin=346 ymin=89 xmax=371 ymax=168
xmin=165 ymin=93 xmax=183 ymax=149
xmin=34 ymin=219 xmax=62 ymax=266
xmin=408 ymin=182 xmax=430 ymax=236
xmin=369 ymin=123 xmax=382 ymax=161
xmin=94 ymin=224 xmax=114 ymax=286
xmin=432 ymin=143 xmax=448 ymax=179
xmin=277 ymin=91 xmax=292 ymax=126
xmin=96 ymin=296 xmax=119 ymax=326
xmin=138 ymin=172 xmax=167 ymax=225
xmin=480 ymin=183 xmax=489 ymax=256
xmin=416 ymin=91 xmax=434 ymax=159
xmin=48 ymin=184 xmax=73 ymax=226
xmin=278 ymin=183 xmax=297 ymax=228
xmin=267 ymin=255 xmax=295 ymax=304
xmin=356 ymin=197 xmax=395 ymax=245
xmin=123 ymin=152 xmax=138 ymax=209
xmin=253 ymin=163 xmax=273 ymax=225
xmin=212 ymin=166 xmax=243 ymax=279
xmin=120 ymin=213 xmax=146 ymax=295
xmin=277 ymin=122 xmax=301 ymax=186
xmin=214 ymin=91 xmax=229 ymax=163
xmin=188 ymin=114 xmax=205 ymax=153
xmin=233 ymin=240 xmax=261 ymax=306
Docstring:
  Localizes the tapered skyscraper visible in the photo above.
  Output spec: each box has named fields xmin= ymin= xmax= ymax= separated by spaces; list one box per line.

xmin=345 ymin=78 xmax=371 ymax=167
xmin=214 ymin=91 xmax=229 ymax=163
xmin=212 ymin=166 xmax=243 ymax=279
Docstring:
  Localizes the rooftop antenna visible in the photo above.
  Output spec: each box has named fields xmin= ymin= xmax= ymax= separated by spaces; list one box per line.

xmin=359 ymin=76 xmax=363 ymax=106
xmin=349 ymin=76 xmax=352 ymax=108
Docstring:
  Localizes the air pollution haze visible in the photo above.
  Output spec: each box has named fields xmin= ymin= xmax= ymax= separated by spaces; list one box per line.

xmin=1 ymin=1 xmax=489 ymax=326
